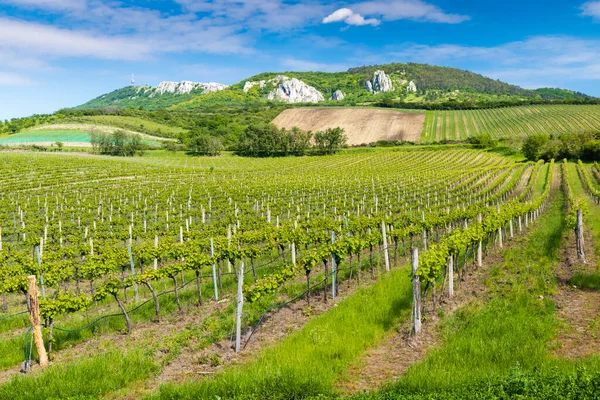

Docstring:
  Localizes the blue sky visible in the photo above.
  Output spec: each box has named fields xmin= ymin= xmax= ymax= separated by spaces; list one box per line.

xmin=1 ymin=0 xmax=600 ymax=120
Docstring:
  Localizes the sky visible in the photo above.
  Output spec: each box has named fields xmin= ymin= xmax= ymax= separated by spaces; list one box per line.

xmin=1 ymin=0 xmax=600 ymax=120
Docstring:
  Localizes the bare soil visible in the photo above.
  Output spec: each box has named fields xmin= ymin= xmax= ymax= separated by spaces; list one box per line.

xmin=272 ymin=108 xmax=425 ymax=144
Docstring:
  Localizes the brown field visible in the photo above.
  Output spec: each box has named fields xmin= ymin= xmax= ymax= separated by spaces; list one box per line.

xmin=272 ymin=108 xmax=425 ymax=145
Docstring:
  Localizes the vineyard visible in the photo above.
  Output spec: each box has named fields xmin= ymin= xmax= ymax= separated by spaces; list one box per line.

xmin=422 ymin=104 xmax=600 ymax=142
xmin=1 ymin=148 xmax=600 ymax=399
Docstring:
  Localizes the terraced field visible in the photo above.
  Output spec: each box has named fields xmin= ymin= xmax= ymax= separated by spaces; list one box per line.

xmin=422 ymin=105 xmax=600 ymax=142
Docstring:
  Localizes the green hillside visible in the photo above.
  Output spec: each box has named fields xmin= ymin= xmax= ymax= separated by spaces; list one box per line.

xmin=75 ymin=85 xmax=210 ymax=111
xmin=422 ymin=104 xmax=600 ymax=142
xmin=76 ymin=63 xmax=596 ymax=113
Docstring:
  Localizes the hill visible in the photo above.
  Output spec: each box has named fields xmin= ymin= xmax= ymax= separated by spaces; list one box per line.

xmin=75 ymin=63 xmax=597 ymax=113
xmin=76 ymin=81 xmax=228 ymax=111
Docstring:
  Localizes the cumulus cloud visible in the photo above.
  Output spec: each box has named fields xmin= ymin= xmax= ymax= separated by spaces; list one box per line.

xmin=353 ymin=0 xmax=470 ymax=23
xmin=581 ymin=1 xmax=600 ymax=19
xmin=323 ymin=7 xmax=380 ymax=26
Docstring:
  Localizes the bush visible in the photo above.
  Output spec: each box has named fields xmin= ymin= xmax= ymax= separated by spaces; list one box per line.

xmin=314 ymin=127 xmax=348 ymax=155
xmin=522 ymin=133 xmax=550 ymax=161
xmin=468 ymin=133 xmax=497 ymax=149
xmin=90 ymin=130 xmax=145 ymax=156
xmin=188 ymin=135 xmax=224 ymax=156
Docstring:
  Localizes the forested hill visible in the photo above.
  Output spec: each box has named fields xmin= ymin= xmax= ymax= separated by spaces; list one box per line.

xmin=74 ymin=63 xmax=595 ymax=112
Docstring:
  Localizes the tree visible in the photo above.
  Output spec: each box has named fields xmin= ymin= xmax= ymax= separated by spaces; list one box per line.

xmin=314 ymin=127 xmax=348 ymax=155
xmin=468 ymin=133 xmax=496 ymax=149
xmin=522 ymin=133 xmax=550 ymax=161
xmin=189 ymin=135 xmax=223 ymax=156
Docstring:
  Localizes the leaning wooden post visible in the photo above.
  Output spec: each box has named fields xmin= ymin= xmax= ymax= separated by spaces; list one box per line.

xmin=27 ymin=275 xmax=49 ymax=368
xmin=498 ymin=226 xmax=503 ymax=248
xmin=411 ymin=248 xmax=422 ymax=335
xmin=235 ymin=261 xmax=244 ymax=353
xmin=382 ymin=221 xmax=390 ymax=272
xmin=447 ymin=254 xmax=454 ymax=298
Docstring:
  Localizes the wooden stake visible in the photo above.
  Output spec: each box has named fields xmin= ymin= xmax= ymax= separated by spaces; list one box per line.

xmin=382 ymin=221 xmax=390 ymax=272
xmin=27 ymin=275 xmax=48 ymax=368
xmin=448 ymin=255 xmax=454 ymax=298
xmin=235 ymin=261 xmax=244 ymax=353
xmin=412 ymin=248 xmax=421 ymax=335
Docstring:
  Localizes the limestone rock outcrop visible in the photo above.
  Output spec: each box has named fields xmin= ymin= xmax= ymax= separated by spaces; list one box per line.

xmin=331 ymin=90 xmax=345 ymax=101
xmin=155 ymin=81 xmax=228 ymax=95
xmin=366 ymin=70 xmax=393 ymax=93
xmin=407 ymin=81 xmax=417 ymax=92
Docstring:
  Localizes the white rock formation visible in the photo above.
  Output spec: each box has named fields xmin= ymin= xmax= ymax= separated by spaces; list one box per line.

xmin=366 ymin=70 xmax=393 ymax=93
xmin=243 ymin=80 xmax=267 ymax=92
xmin=155 ymin=81 xmax=228 ymax=95
xmin=407 ymin=81 xmax=417 ymax=92
xmin=331 ymin=90 xmax=345 ymax=101
xmin=266 ymin=76 xmax=324 ymax=103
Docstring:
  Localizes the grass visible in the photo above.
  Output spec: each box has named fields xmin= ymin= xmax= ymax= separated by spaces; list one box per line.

xmin=0 ymin=350 xmax=157 ymax=400
xmin=153 ymin=262 xmax=414 ymax=399
xmin=422 ymin=105 xmax=600 ymax=143
xmin=394 ymin=185 xmax=565 ymax=391
xmin=72 ymin=115 xmax=187 ymax=138
xmin=0 ymin=130 xmax=161 ymax=146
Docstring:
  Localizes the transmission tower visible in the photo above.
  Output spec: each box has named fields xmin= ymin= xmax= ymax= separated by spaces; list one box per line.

xmin=131 ymin=73 xmax=135 ymax=87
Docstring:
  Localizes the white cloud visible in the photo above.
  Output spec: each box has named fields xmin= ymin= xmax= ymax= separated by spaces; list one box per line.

xmin=0 ymin=0 xmax=85 ymax=11
xmin=385 ymin=36 xmax=600 ymax=89
xmin=0 ymin=18 xmax=153 ymax=60
xmin=0 ymin=71 xmax=35 ymax=86
xmin=581 ymin=1 xmax=600 ymax=19
xmin=323 ymin=7 xmax=380 ymax=26
xmin=353 ymin=0 xmax=469 ymax=24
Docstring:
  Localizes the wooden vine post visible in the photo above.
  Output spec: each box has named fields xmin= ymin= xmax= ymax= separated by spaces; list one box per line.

xmin=411 ymin=248 xmax=421 ymax=335
xmin=447 ymin=254 xmax=454 ymax=298
xmin=382 ymin=221 xmax=390 ymax=272
xmin=210 ymin=238 xmax=219 ymax=300
xmin=477 ymin=214 xmax=483 ymax=268
xmin=576 ymin=209 xmax=586 ymax=263
xmin=235 ymin=261 xmax=244 ymax=353
xmin=331 ymin=231 xmax=336 ymax=300
xmin=27 ymin=275 xmax=49 ymax=368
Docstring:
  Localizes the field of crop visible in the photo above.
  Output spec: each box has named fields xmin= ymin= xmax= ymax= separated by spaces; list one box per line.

xmin=422 ymin=104 xmax=600 ymax=142
xmin=67 ymin=115 xmax=187 ymax=138
xmin=273 ymin=108 xmax=425 ymax=144
xmin=1 ymin=148 xmax=600 ymax=399
xmin=0 ymin=129 xmax=163 ymax=148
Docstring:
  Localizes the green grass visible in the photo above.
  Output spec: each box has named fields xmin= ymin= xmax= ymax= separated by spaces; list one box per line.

xmin=394 ymin=187 xmax=565 ymax=391
xmin=422 ymin=105 xmax=600 ymax=143
xmin=0 ymin=130 xmax=161 ymax=146
xmin=0 ymin=350 xmax=157 ymax=400
xmin=565 ymin=162 xmax=600 ymax=287
xmin=153 ymin=263 xmax=414 ymax=400
xmin=73 ymin=115 xmax=187 ymax=138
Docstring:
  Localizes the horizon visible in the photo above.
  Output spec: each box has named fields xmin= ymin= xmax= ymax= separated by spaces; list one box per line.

xmin=2 ymin=0 xmax=600 ymax=120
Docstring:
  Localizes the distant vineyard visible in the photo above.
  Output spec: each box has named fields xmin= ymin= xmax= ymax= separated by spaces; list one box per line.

xmin=421 ymin=105 xmax=600 ymax=142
